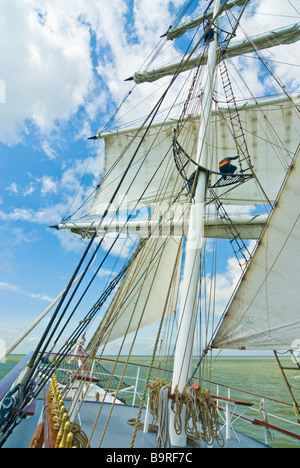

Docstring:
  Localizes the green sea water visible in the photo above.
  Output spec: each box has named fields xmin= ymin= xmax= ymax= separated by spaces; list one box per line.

xmin=1 ymin=355 xmax=299 ymax=448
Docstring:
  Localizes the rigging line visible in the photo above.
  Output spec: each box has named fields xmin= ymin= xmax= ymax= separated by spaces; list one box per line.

xmin=223 ymin=59 xmax=299 ymax=173
xmin=100 ymin=86 xmax=137 ymax=134
xmin=138 ymin=0 xmax=199 ymax=72
xmin=218 ymin=63 xmax=283 ymax=207
xmin=95 ymin=63 xmax=205 ymax=214
xmin=33 ymin=155 xmax=189 ymax=393
xmin=237 ymin=20 xmax=300 ymax=115
xmin=50 ymin=236 xmax=133 ymax=346
xmin=39 ymin=126 xmax=188 ymax=383
xmin=94 ymin=21 xmax=204 ymax=189
xmin=33 ymin=244 xmax=139 ymax=397
xmin=89 ymin=236 xmax=170 ymax=447
xmin=98 ymin=18 xmax=185 ymax=135
xmin=23 ymin=84 xmax=174 ymax=393
xmin=95 ymin=0 xmax=230 ymax=197
xmin=244 ymin=10 xmax=300 ymax=19
xmin=17 ymin=0 xmax=230 ymax=423
xmin=104 ymin=81 xmax=168 ymax=132
xmin=208 ymin=145 xmax=300 ymax=350
xmin=223 ymin=0 xmax=255 ymax=50
xmin=129 ymin=239 xmax=183 ymax=449
xmin=221 ymin=60 xmax=299 ymax=163
xmin=165 ymin=0 xmax=212 ymax=34
xmin=61 ymin=139 xmax=97 ymax=223
xmin=86 ymin=212 xmax=187 ymax=354
xmin=241 ymin=54 xmax=300 ymax=68
xmin=94 ymin=40 xmax=204 ymax=197
xmin=37 ymin=237 xmax=146 ymax=369
xmin=97 ymin=246 xmax=169 ymax=447
xmin=210 ymin=211 xmax=300 ymax=353
xmin=287 ymin=0 xmax=300 ymax=16
xmin=87 ymin=194 xmax=188 ymax=356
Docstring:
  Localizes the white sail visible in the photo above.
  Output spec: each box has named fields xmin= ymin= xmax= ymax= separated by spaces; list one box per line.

xmin=130 ymin=24 xmax=300 ymax=84
xmin=86 ymin=235 xmax=182 ymax=351
xmin=88 ymin=95 xmax=300 ymax=216
xmin=212 ymin=144 xmax=300 ymax=351
xmin=88 ymin=123 xmax=188 ymax=216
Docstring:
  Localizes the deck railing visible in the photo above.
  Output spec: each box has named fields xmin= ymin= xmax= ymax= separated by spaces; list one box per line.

xmin=1 ymin=354 xmax=299 ymax=448
xmin=98 ymin=357 xmax=300 ymax=448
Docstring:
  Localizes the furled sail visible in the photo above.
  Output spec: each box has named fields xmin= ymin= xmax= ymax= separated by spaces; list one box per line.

xmin=56 ymin=213 xmax=268 ymax=240
xmin=86 ymin=235 xmax=182 ymax=351
xmin=88 ymin=95 xmax=300 ymax=216
xmin=129 ymin=24 xmax=300 ymax=84
xmin=211 ymin=144 xmax=300 ymax=350
xmin=164 ymin=0 xmax=250 ymax=41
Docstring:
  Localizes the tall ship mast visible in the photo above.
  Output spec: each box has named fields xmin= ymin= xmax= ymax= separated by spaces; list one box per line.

xmin=1 ymin=0 xmax=300 ymax=450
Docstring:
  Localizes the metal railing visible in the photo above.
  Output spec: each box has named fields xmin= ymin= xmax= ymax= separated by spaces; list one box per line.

xmin=1 ymin=354 xmax=299 ymax=448
xmin=98 ymin=358 xmax=300 ymax=448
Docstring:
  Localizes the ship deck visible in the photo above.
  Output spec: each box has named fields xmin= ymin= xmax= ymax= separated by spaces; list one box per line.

xmin=2 ymin=399 xmax=270 ymax=449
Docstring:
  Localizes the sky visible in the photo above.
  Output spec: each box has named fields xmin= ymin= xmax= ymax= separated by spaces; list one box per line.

xmin=0 ymin=0 xmax=299 ymax=359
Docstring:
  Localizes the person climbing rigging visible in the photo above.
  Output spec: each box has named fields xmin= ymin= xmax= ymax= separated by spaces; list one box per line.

xmin=204 ymin=20 xmax=215 ymax=44
xmin=219 ymin=156 xmax=239 ymax=179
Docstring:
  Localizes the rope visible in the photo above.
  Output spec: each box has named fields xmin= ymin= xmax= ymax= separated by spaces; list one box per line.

xmin=139 ymin=379 xmax=224 ymax=447
xmin=129 ymin=238 xmax=183 ymax=448
xmin=156 ymin=385 xmax=171 ymax=448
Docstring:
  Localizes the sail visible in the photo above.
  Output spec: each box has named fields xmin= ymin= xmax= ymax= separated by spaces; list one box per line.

xmin=130 ymin=24 xmax=300 ymax=84
xmin=88 ymin=123 xmax=188 ymax=216
xmin=212 ymin=144 xmax=300 ymax=350
xmin=86 ymin=235 xmax=182 ymax=351
xmin=88 ymin=95 xmax=300 ymax=215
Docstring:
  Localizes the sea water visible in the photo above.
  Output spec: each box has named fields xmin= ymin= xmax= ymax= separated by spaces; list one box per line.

xmin=1 ymin=355 xmax=299 ymax=448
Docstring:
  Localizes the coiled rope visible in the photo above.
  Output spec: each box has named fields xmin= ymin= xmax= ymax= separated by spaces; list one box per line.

xmin=135 ymin=380 xmax=224 ymax=447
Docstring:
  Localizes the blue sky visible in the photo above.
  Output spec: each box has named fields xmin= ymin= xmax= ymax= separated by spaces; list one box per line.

xmin=0 ymin=0 xmax=299 ymax=357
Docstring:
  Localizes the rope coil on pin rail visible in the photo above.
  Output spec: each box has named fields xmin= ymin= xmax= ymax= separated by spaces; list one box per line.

xmin=133 ymin=378 xmax=224 ymax=447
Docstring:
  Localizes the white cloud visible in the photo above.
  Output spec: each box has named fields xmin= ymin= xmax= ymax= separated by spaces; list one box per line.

xmin=52 ymin=229 xmax=86 ymax=253
xmin=0 ymin=202 xmax=67 ymax=224
xmin=0 ymin=0 xmax=94 ymax=145
xmin=0 ymin=282 xmax=21 ymax=293
xmin=0 ymin=281 xmax=54 ymax=303
xmin=0 ymin=0 xmax=175 ymax=145
xmin=40 ymin=175 xmax=57 ymax=195
xmin=6 ymin=182 xmax=18 ymax=195
xmin=42 ymin=141 xmax=57 ymax=160
xmin=97 ymin=268 xmax=117 ymax=278
xmin=23 ymin=183 xmax=36 ymax=197
xmin=11 ymin=227 xmax=38 ymax=245
xmin=0 ymin=0 xmax=298 ymax=146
